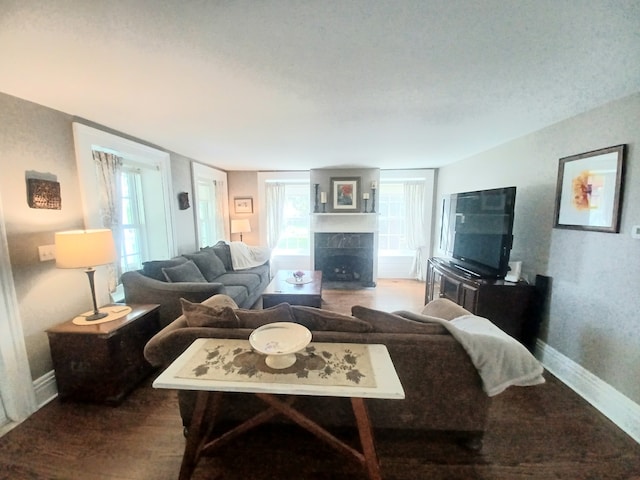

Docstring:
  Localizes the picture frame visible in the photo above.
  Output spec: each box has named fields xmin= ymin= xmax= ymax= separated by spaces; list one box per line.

xmin=553 ymin=144 xmax=625 ymax=233
xmin=234 ymin=197 xmax=253 ymax=214
xmin=330 ymin=177 xmax=360 ymax=211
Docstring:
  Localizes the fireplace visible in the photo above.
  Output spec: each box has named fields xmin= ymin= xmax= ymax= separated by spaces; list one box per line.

xmin=314 ymin=233 xmax=375 ymax=287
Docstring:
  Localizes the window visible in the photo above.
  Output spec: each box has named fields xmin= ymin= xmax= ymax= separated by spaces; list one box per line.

xmin=378 ymin=181 xmax=411 ymax=255
xmin=73 ymin=123 xmax=175 ymax=290
xmin=196 ymin=179 xmax=216 ymax=247
xmin=120 ymin=167 xmax=147 ymax=272
xmin=273 ymin=183 xmax=310 ymax=255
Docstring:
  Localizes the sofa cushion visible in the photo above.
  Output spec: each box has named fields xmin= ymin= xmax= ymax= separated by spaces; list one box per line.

xmin=162 ymin=260 xmax=207 ymax=283
xmin=235 ymin=303 xmax=296 ymax=329
xmin=421 ymin=298 xmax=472 ymax=320
xmin=142 ymin=257 xmax=188 ymax=281
xmin=291 ymin=306 xmax=372 ymax=333
xmin=351 ymin=305 xmax=447 ymax=334
xmin=183 ymin=251 xmax=226 ymax=281
xmin=180 ymin=298 xmax=239 ymax=328
xmin=214 ymin=272 xmax=262 ymax=291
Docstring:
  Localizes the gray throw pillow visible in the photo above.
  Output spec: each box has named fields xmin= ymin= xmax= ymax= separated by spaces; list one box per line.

xmin=291 ymin=306 xmax=372 ymax=333
xmin=180 ymin=298 xmax=239 ymax=328
xmin=351 ymin=305 xmax=447 ymax=334
xmin=142 ymin=257 xmax=188 ymax=281
xmin=183 ymin=251 xmax=226 ymax=281
xmin=162 ymin=260 xmax=207 ymax=283
xmin=235 ymin=303 xmax=296 ymax=330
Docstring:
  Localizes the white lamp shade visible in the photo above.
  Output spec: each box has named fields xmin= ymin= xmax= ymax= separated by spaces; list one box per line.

xmin=231 ymin=219 xmax=251 ymax=234
xmin=55 ymin=229 xmax=116 ymax=269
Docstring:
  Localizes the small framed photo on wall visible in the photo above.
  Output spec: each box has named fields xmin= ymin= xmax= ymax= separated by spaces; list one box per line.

xmin=234 ymin=197 xmax=253 ymax=214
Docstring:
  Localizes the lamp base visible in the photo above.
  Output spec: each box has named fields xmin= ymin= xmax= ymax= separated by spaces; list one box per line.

xmin=84 ymin=310 xmax=109 ymax=321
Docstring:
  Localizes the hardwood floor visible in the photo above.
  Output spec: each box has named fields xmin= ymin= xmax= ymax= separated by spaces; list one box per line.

xmin=1 ymin=279 xmax=639 ymax=479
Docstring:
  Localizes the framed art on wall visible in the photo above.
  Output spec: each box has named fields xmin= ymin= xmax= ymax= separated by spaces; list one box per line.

xmin=330 ymin=177 xmax=360 ymax=211
xmin=553 ymin=144 xmax=625 ymax=233
xmin=234 ymin=197 xmax=253 ymax=214
xmin=27 ymin=178 xmax=61 ymax=210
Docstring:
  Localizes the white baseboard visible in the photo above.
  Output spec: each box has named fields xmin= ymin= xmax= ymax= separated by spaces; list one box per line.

xmin=33 ymin=370 xmax=58 ymax=408
xmin=536 ymin=339 xmax=640 ymax=444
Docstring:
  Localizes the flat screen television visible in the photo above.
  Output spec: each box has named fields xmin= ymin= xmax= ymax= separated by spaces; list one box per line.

xmin=439 ymin=186 xmax=516 ymax=279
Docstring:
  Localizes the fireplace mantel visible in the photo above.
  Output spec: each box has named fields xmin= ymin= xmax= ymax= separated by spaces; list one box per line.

xmin=311 ymin=212 xmax=378 ymax=233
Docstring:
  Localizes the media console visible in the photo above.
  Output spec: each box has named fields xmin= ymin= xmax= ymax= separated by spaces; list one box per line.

xmin=425 ymin=257 xmax=538 ymax=350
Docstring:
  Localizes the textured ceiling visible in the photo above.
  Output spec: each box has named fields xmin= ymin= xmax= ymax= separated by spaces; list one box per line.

xmin=1 ymin=1 xmax=639 ymax=171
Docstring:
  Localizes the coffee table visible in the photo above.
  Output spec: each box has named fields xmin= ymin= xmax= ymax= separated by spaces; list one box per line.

xmin=153 ymin=338 xmax=405 ymax=480
xmin=262 ymin=269 xmax=323 ymax=308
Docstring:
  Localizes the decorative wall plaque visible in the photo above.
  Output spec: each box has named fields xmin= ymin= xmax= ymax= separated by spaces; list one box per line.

xmin=27 ymin=179 xmax=61 ymax=210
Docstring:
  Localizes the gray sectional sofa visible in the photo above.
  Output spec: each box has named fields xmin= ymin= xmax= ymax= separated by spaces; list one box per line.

xmin=121 ymin=241 xmax=270 ymax=327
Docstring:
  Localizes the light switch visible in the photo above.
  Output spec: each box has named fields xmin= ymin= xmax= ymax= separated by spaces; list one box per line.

xmin=632 ymin=225 xmax=640 ymax=239
xmin=38 ymin=244 xmax=56 ymax=262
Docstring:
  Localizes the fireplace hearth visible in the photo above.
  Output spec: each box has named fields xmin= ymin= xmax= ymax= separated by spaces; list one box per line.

xmin=314 ymin=233 xmax=375 ymax=287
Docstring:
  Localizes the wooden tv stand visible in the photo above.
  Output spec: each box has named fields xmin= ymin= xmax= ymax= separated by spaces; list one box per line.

xmin=425 ymin=257 xmax=537 ymax=350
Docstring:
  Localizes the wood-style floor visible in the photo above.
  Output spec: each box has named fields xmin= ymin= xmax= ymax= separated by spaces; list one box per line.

xmin=1 ymin=279 xmax=639 ymax=480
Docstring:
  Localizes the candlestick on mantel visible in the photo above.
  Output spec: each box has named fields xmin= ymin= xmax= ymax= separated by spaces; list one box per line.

xmin=363 ymin=193 xmax=370 ymax=200
xmin=320 ymin=191 xmax=327 ymax=213
xmin=313 ymin=183 xmax=319 ymax=213
xmin=370 ymin=188 xmax=376 ymax=213
xmin=371 ymin=180 xmax=377 ymax=190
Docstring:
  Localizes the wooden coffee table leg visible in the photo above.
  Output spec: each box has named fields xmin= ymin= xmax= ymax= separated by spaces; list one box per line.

xmin=179 ymin=391 xmax=217 ymax=480
xmin=351 ymin=397 xmax=382 ymax=480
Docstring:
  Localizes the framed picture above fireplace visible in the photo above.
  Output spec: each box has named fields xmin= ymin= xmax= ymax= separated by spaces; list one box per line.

xmin=330 ymin=177 xmax=360 ymax=211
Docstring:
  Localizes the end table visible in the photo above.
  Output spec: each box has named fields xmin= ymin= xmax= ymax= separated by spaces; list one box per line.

xmin=46 ymin=303 xmax=161 ymax=405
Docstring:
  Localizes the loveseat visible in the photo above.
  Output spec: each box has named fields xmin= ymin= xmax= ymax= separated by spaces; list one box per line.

xmin=144 ymin=295 xmax=492 ymax=448
xmin=121 ymin=241 xmax=270 ymax=328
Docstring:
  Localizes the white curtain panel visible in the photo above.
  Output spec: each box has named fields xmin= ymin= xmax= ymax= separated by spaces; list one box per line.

xmin=92 ymin=150 xmax=123 ymax=291
xmin=265 ymin=182 xmax=286 ymax=249
xmin=404 ymin=181 xmax=427 ymax=280
xmin=213 ymin=180 xmax=226 ymax=241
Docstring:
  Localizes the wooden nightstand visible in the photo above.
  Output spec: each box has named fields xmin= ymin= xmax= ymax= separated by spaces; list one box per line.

xmin=46 ymin=304 xmax=161 ymax=405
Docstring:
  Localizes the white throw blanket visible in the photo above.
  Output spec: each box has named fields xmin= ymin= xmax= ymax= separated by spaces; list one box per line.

xmin=228 ymin=241 xmax=271 ymax=270
xmin=397 ymin=311 xmax=545 ymax=396
xmin=442 ymin=314 xmax=545 ymax=396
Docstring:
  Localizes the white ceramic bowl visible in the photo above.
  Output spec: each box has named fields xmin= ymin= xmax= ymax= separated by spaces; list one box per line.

xmin=249 ymin=322 xmax=312 ymax=369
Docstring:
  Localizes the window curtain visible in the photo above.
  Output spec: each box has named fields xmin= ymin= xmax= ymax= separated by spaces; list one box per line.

xmin=92 ymin=150 xmax=123 ymax=291
xmin=265 ymin=182 xmax=286 ymax=249
xmin=213 ymin=180 xmax=226 ymax=241
xmin=404 ymin=181 xmax=428 ymax=281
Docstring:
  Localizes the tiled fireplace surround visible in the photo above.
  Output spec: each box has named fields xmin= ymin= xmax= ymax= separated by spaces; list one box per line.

xmin=309 ymin=168 xmax=380 ymax=287
xmin=311 ymin=213 xmax=378 ymax=287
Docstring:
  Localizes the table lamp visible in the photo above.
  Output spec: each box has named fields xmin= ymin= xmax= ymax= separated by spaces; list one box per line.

xmin=231 ymin=219 xmax=251 ymax=242
xmin=55 ymin=229 xmax=116 ymax=321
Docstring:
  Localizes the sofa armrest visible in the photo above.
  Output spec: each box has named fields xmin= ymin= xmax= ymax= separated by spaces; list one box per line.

xmin=121 ymin=270 xmax=224 ymax=327
xmin=144 ymin=322 xmax=253 ymax=367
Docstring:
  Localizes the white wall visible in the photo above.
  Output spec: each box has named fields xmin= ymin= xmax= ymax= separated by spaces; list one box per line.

xmin=436 ymin=92 xmax=640 ymax=407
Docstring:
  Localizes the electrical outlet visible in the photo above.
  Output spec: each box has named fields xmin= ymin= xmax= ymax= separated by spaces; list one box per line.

xmin=38 ymin=244 xmax=56 ymax=262
xmin=632 ymin=225 xmax=640 ymax=239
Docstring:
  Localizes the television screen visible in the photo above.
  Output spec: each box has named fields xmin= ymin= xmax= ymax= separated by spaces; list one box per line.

xmin=440 ymin=187 xmax=516 ymax=278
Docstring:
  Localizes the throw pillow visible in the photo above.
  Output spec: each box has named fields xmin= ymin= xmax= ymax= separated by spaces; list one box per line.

xmin=291 ymin=306 xmax=372 ymax=333
xmin=183 ymin=251 xmax=226 ymax=281
xmin=162 ymin=260 xmax=207 ymax=283
xmin=235 ymin=303 xmax=296 ymax=330
xmin=142 ymin=257 xmax=188 ymax=281
xmin=201 ymin=241 xmax=234 ymax=271
xmin=180 ymin=298 xmax=239 ymax=328
xmin=421 ymin=298 xmax=471 ymax=321
xmin=351 ymin=305 xmax=447 ymax=334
